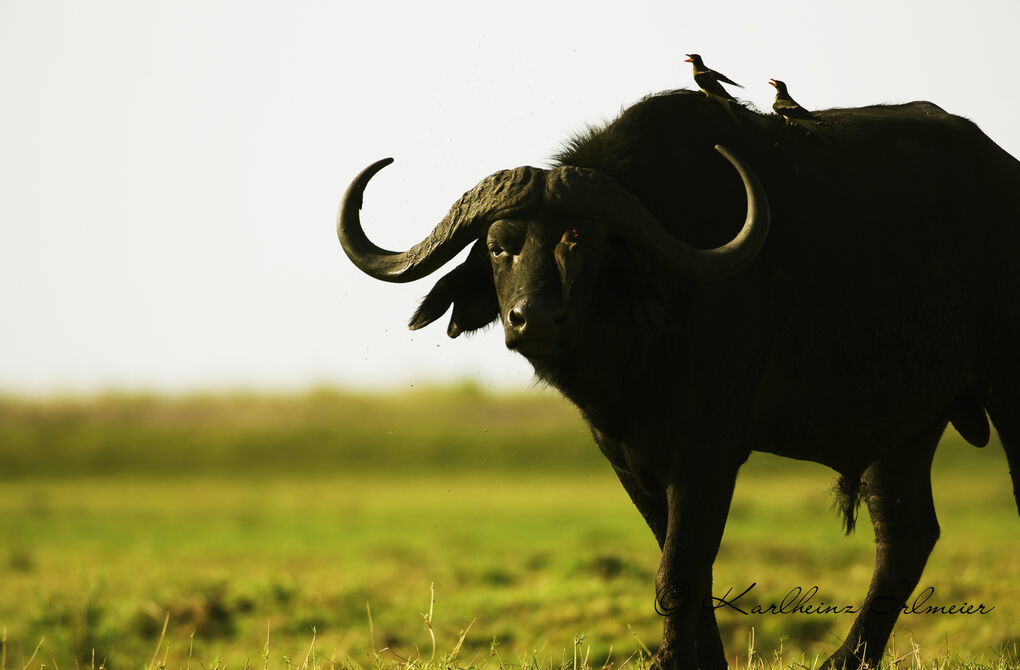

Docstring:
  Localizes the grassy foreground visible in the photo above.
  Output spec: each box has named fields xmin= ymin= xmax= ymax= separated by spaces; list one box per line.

xmin=0 ymin=388 xmax=1017 ymax=668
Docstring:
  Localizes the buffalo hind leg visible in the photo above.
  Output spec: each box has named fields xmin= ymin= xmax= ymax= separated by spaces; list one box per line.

xmin=988 ymin=374 xmax=1020 ymax=515
xmin=823 ymin=422 xmax=943 ymax=669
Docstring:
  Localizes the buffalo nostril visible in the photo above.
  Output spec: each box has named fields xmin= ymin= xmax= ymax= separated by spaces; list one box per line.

xmin=551 ymin=309 xmax=566 ymax=326
xmin=507 ymin=308 xmax=526 ymax=328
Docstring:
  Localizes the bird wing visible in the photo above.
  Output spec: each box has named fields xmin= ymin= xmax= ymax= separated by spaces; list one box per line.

xmin=773 ymin=98 xmax=816 ymax=121
xmin=712 ymin=69 xmax=743 ymax=88
xmin=694 ymin=73 xmax=737 ymax=100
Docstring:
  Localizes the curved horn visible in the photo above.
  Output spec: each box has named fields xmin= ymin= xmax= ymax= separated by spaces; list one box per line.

xmin=691 ymin=144 xmax=771 ymax=279
xmin=338 ymin=158 xmax=544 ymax=283
xmin=545 ymin=144 xmax=770 ymax=281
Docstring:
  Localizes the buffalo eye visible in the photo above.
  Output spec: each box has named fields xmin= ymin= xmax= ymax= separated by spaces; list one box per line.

xmin=489 ymin=244 xmax=508 ymax=259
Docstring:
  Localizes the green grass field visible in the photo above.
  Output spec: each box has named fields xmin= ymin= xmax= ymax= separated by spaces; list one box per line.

xmin=1 ymin=387 xmax=1017 ymax=669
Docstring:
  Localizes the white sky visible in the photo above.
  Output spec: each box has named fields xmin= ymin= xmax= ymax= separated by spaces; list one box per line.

xmin=1 ymin=0 xmax=1018 ymax=393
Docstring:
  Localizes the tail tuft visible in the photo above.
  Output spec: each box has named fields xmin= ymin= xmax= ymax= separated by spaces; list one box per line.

xmin=833 ymin=474 xmax=865 ymax=535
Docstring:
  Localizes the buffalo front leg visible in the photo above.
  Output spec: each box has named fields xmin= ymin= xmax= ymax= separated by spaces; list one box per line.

xmin=613 ymin=466 xmax=728 ymax=670
xmin=823 ymin=422 xmax=943 ymax=669
xmin=651 ymin=455 xmax=740 ymax=670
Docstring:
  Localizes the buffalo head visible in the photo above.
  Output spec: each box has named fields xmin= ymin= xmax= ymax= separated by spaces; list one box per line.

xmin=337 ymin=146 xmax=770 ymax=363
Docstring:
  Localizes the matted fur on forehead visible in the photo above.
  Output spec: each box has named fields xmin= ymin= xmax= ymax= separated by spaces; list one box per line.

xmin=460 ymin=164 xmax=633 ymax=225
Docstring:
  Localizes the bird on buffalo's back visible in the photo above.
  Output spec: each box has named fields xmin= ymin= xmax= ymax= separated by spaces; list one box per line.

xmin=684 ymin=53 xmax=743 ymax=121
xmin=769 ymin=78 xmax=829 ymax=142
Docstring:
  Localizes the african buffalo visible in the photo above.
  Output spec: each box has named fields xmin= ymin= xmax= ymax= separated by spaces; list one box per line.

xmin=337 ymin=90 xmax=1020 ymax=669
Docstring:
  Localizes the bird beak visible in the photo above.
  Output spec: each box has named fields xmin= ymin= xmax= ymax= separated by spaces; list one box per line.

xmin=683 ymin=55 xmax=693 ymax=62
xmin=768 ymin=79 xmax=776 ymax=87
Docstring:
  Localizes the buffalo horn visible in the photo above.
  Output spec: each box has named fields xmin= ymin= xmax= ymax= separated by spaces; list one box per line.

xmin=337 ymin=158 xmax=544 ymax=283
xmin=544 ymin=145 xmax=770 ymax=281
xmin=340 ymin=145 xmax=768 ymax=283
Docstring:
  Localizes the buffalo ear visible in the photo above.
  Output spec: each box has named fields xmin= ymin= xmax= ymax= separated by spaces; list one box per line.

xmin=408 ymin=241 xmax=499 ymax=338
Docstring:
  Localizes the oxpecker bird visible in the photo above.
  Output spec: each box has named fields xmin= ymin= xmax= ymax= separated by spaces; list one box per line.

xmin=769 ymin=78 xmax=829 ymax=142
xmin=684 ymin=53 xmax=742 ymax=121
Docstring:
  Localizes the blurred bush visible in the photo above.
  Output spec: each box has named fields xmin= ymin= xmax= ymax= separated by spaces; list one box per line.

xmin=0 ymin=384 xmax=599 ymax=478
xmin=0 ymin=382 xmax=1000 ymax=479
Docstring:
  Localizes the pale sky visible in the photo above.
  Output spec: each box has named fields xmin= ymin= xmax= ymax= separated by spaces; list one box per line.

xmin=1 ymin=0 xmax=1018 ymax=393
